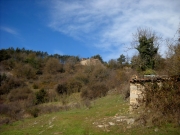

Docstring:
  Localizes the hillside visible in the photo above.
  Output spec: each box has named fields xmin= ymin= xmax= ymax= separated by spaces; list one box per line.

xmin=0 ymin=47 xmax=180 ymax=134
xmin=0 ymin=48 xmax=131 ymax=125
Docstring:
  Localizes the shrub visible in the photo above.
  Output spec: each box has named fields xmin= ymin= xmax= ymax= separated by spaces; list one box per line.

xmin=0 ymin=118 xmax=10 ymax=126
xmin=89 ymin=65 xmax=109 ymax=83
xmin=56 ymin=79 xmax=82 ymax=95
xmin=33 ymin=83 xmax=39 ymax=89
xmin=66 ymin=79 xmax=82 ymax=94
xmin=0 ymin=73 xmax=7 ymax=84
xmin=81 ymin=86 xmax=90 ymax=99
xmin=82 ymin=99 xmax=91 ymax=108
xmin=81 ymin=83 xmax=108 ymax=99
xmin=28 ymin=107 xmax=39 ymax=118
xmin=90 ymin=83 xmax=108 ymax=99
xmin=56 ymin=83 xmax=67 ymax=95
xmin=0 ymin=102 xmax=22 ymax=121
xmin=13 ymin=63 xmax=37 ymax=79
xmin=35 ymin=89 xmax=48 ymax=105
xmin=44 ymin=58 xmax=63 ymax=74
xmin=38 ymin=105 xmax=61 ymax=114
xmin=8 ymin=87 xmax=33 ymax=102
xmin=75 ymin=73 xmax=89 ymax=84
xmin=140 ymin=81 xmax=180 ymax=126
xmin=0 ymin=77 xmax=25 ymax=95
xmin=143 ymin=69 xmax=156 ymax=75
xmin=121 ymin=84 xmax=130 ymax=99
xmin=63 ymin=57 xmax=78 ymax=73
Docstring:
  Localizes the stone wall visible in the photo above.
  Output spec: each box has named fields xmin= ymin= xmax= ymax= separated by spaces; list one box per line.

xmin=129 ymin=75 xmax=170 ymax=112
xmin=129 ymin=82 xmax=145 ymax=112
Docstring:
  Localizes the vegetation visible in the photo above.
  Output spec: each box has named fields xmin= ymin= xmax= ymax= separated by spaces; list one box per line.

xmin=0 ymin=47 xmax=131 ymax=125
xmin=131 ymin=28 xmax=161 ymax=73
xmin=141 ymin=81 xmax=180 ymax=126
xmin=133 ymin=27 xmax=180 ymax=128
xmin=0 ymin=27 xmax=180 ymax=134
xmin=1 ymin=94 xmax=179 ymax=135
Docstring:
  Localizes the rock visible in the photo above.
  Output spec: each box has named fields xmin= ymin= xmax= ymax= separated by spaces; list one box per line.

xmin=97 ymin=125 xmax=104 ymax=128
xmin=109 ymin=122 xmax=115 ymax=126
xmin=52 ymin=117 xmax=56 ymax=120
xmin=154 ymin=128 xmax=158 ymax=132
xmin=126 ymin=118 xmax=135 ymax=125
xmin=115 ymin=116 xmax=126 ymax=119
xmin=49 ymin=125 xmax=54 ymax=128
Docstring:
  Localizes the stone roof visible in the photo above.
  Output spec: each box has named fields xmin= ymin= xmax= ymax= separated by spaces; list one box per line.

xmin=130 ymin=75 xmax=180 ymax=83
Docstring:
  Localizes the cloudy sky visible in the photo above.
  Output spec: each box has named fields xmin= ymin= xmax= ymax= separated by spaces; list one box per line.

xmin=0 ymin=0 xmax=179 ymax=61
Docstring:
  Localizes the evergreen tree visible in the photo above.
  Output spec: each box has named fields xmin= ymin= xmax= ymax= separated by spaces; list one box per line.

xmin=117 ymin=54 xmax=126 ymax=65
xmin=136 ymin=36 xmax=158 ymax=70
xmin=132 ymin=28 xmax=159 ymax=71
xmin=91 ymin=54 xmax=104 ymax=63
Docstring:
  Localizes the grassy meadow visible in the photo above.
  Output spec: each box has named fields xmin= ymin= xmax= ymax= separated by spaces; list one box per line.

xmin=1 ymin=93 xmax=179 ymax=135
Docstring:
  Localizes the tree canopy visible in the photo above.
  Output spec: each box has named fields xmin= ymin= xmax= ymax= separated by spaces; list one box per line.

xmin=132 ymin=28 xmax=159 ymax=71
xmin=117 ymin=54 xmax=126 ymax=65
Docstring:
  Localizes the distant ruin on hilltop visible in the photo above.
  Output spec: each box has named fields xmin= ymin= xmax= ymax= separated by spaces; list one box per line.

xmin=80 ymin=58 xmax=102 ymax=66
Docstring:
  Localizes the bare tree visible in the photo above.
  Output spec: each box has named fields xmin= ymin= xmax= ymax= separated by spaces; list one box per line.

xmin=131 ymin=27 xmax=161 ymax=49
xmin=166 ymin=27 xmax=180 ymax=75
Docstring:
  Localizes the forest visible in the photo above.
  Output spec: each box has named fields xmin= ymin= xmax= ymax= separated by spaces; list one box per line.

xmin=0 ymin=28 xmax=180 ymax=128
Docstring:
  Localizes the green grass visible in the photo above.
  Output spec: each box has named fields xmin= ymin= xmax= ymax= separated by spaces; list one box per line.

xmin=0 ymin=94 xmax=180 ymax=135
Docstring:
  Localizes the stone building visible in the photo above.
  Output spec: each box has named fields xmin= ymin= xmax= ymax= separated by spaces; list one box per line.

xmin=129 ymin=75 xmax=170 ymax=112
xmin=80 ymin=58 xmax=102 ymax=66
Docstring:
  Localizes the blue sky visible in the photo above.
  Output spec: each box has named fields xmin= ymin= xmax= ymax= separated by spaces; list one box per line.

xmin=0 ymin=0 xmax=180 ymax=61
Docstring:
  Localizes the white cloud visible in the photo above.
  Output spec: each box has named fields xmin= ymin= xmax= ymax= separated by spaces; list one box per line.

xmin=47 ymin=0 xmax=180 ymax=61
xmin=0 ymin=26 xmax=19 ymax=35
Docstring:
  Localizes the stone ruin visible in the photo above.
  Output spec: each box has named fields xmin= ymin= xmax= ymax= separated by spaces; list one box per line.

xmin=80 ymin=58 xmax=102 ymax=66
xmin=129 ymin=75 xmax=175 ymax=112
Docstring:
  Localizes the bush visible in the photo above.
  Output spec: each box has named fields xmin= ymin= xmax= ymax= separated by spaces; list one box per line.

xmin=82 ymin=99 xmax=91 ymax=108
xmin=13 ymin=63 xmax=37 ymax=79
xmin=0 ymin=77 xmax=25 ymax=95
xmin=75 ymin=73 xmax=89 ymax=84
xmin=56 ymin=83 xmax=67 ymax=95
xmin=0 ymin=102 xmax=22 ymax=121
xmin=140 ymin=81 xmax=180 ymax=126
xmin=0 ymin=118 xmax=10 ymax=126
xmin=143 ymin=69 xmax=156 ymax=75
xmin=33 ymin=83 xmax=39 ymax=89
xmin=66 ymin=79 xmax=82 ymax=94
xmin=0 ymin=49 xmax=11 ymax=62
xmin=28 ymin=107 xmax=39 ymax=118
xmin=0 ymin=73 xmax=7 ymax=84
xmin=81 ymin=86 xmax=90 ymax=99
xmin=44 ymin=58 xmax=64 ymax=74
xmin=38 ymin=105 xmax=61 ymax=114
xmin=56 ymin=79 xmax=82 ymax=95
xmin=35 ymin=89 xmax=48 ymax=105
xmin=89 ymin=65 xmax=109 ymax=83
xmin=8 ymin=87 xmax=33 ymax=102
xmin=81 ymin=83 xmax=108 ymax=99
